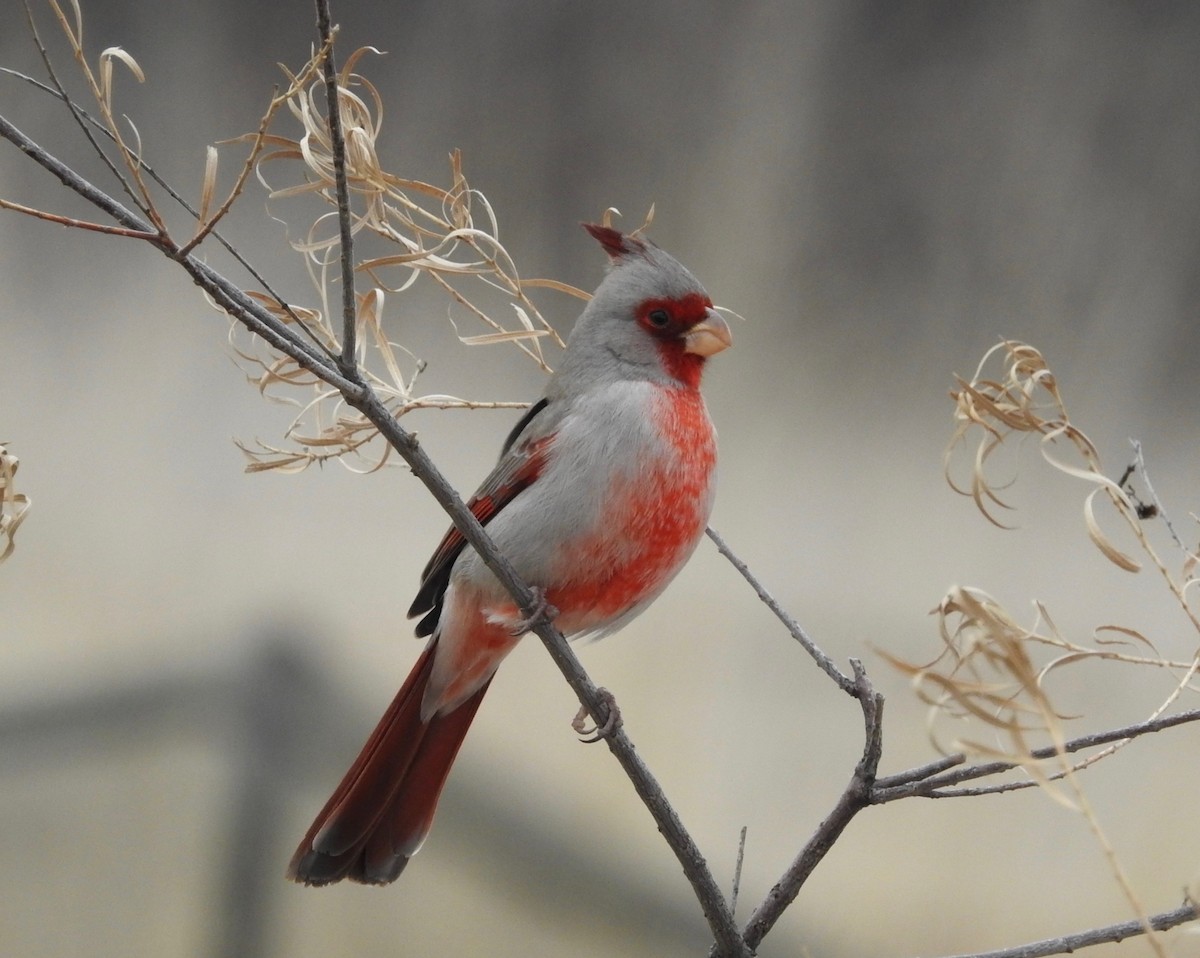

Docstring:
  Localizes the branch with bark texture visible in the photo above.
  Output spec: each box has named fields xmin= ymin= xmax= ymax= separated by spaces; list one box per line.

xmin=939 ymin=901 xmax=1197 ymax=958
xmin=873 ymin=706 xmax=1200 ymax=802
xmin=0 ymin=6 xmax=748 ymax=953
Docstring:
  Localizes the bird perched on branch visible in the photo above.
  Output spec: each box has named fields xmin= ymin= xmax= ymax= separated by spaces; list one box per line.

xmin=288 ymin=223 xmax=732 ymax=885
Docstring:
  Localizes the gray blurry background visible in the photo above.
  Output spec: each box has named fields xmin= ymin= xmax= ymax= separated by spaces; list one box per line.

xmin=3 ymin=2 xmax=1200 ymax=956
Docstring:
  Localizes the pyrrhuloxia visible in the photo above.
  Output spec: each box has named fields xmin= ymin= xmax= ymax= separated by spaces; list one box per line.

xmin=288 ymin=224 xmax=732 ymax=885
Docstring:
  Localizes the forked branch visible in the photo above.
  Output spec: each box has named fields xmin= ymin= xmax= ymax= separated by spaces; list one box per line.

xmin=732 ymin=660 xmax=884 ymax=954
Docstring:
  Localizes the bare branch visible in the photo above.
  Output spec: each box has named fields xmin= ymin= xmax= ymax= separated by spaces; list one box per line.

xmin=0 ymin=111 xmax=149 ymax=235
xmin=729 ymin=825 xmax=748 ymax=919
xmin=936 ymin=900 xmax=1196 ymax=958
xmin=0 ymin=66 xmax=335 ymax=363
xmin=873 ymin=706 xmax=1200 ymax=802
xmin=177 ymin=87 xmax=281 ymax=257
xmin=343 ymin=388 xmax=750 ymax=958
xmin=706 ymin=526 xmax=856 ymax=695
xmin=0 ymin=115 xmax=348 ymax=387
xmin=42 ymin=0 xmax=165 ymax=231
xmin=0 ymin=196 xmax=157 ymax=238
xmin=313 ymin=0 xmax=357 ymax=373
xmin=20 ymin=0 xmax=150 ymax=223
xmin=734 ymin=660 xmax=884 ymax=953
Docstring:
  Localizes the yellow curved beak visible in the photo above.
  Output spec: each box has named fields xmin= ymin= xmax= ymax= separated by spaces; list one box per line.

xmin=683 ymin=309 xmax=733 ymax=357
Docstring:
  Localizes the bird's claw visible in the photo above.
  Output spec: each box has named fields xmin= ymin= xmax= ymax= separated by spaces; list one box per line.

xmin=509 ymin=586 xmax=559 ymax=636
xmin=572 ymin=687 xmax=622 ymax=743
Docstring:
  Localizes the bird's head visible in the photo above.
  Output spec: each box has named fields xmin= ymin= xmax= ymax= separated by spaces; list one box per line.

xmin=556 ymin=224 xmax=732 ymax=392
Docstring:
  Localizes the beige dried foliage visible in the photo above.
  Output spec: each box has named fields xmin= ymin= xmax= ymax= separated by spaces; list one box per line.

xmin=45 ymin=0 xmax=162 ymax=230
xmin=946 ymin=341 xmax=1139 ymax=564
xmin=228 ymin=46 xmax=591 ymax=472
xmin=946 ymin=340 xmax=1200 ymax=633
xmin=19 ymin=0 xmax=311 ymax=250
xmin=887 ymin=581 xmax=1180 ymax=955
xmin=20 ymin=12 xmax=626 ymax=473
xmin=895 ymin=587 xmax=1078 ymax=798
xmin=883 ymin=587 xmax=1196 ymax=792
xmin=11 ymin=14 xmax=645 ymax=474
xmin=910 ymin=341 xmax=1200 ymax=771
xmin=0 ymin=443 xmax=30 ymax=564
xmin=887 ymin=340 xmax=1200 ymax=956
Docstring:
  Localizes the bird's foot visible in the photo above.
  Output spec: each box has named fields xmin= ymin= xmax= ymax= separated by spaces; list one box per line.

xmin=572 ymin=687 xmax=622 ymax=743
xmin=509 ymin=586 xmax=559 ymax=636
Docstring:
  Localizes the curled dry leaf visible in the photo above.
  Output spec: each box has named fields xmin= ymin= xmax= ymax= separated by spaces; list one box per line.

xmin=882 ymin=585 xmax=1200 ymax=805
xmin=98 ymin=46 xmax=145 ymax=110
xmin=198 ymin=146 xmax=218 ymax=224
xmin=0 ymin=443 xmax=31 ymax=564
xmin=946 ymin=341 xmax=1144 ymax=571
xmin=943 ymin=341 xmax=1200 ymax=704
xmin=221 ymin=47 xmax=599 ymax=472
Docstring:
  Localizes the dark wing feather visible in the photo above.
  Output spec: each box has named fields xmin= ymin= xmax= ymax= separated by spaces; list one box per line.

xmin=500 ymin=397 xmax=549 ymax=457
xmin=407 ymin=399 xmax=553 ymax=634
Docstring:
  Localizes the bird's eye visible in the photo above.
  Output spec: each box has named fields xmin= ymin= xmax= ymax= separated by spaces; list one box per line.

xmin=647 ymin=308 xmax=671 ymax=328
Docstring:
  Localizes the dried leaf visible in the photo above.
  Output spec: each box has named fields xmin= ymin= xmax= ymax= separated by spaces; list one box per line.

xmin=0 ymin=443 xmax=31 ymax=564
xmin=457 ymin=329 xmax=551 ymax=346
xmin=198 ymin=145 xmax=218 ymax=224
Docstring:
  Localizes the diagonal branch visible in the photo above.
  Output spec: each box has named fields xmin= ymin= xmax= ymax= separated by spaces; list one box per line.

xmin=730 ymin=659 xmax=884 ymax=954
xmin=0 ymin=196 xmax=156 ymax=238
xmin=0 ymin=67 xmax=338 ymax=364
xmin=0 ymin=114 xmax=345 ymax=385
xmin=706 ymin=526 xmax=855 ymax=695
xmin=872 ymin=706 xmax=1200 ymax=802
xmin=0 ymin=112 xmax=150 ymax=235
xmin=0 ymin=88 xmax=750 ymax=958
xmin=20 ymin=0 xmax=151 ymax=224
xmin=342 ymin=388 xmax=751 ymax=958
xmin=936 ymin=900 xmax=1197 ymax=958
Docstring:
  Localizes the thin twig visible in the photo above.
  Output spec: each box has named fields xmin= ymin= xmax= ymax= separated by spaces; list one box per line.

xmin=706 ymin=526 xmax=856 ymax=694
xmin=872 ymin=706 xmax=1200 ymax=802
xmin=732 ymin=660 xmax=884 ymax=954
xmin=176 ymin=40 xmax=335 ymax=260
xmin=314 ymin=0 xmax=357 ymax=373
xmin=0 ymin=196 xmax=157 ymax=238
xmin=0 ymin=112 xmax=149 ymax=233
xmin=1129 ymin=439 xmax=1186 ymax=549
xmin=0 ymin=66 xmax=338 ymax=364
xmin=177 ymin=106 xmax=271 ymax=257
xmin=730 ymin=826 xmax=748 ymax=919
xmin=0 ymin=114 xmax=346 ymax=384
xmin=935 ymin=900 xmax=1196 ymax=958
xmin=45 ymin=0 xmax=167 ymax=232
xmin=20 ymin=0 xmax=151 ymax=223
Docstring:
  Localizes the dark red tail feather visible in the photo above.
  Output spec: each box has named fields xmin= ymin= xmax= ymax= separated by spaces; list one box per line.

xmin=288 ymin=640 xmax=490 ymax=885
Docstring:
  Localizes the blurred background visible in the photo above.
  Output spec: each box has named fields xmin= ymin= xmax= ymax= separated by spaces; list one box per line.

xmin=3 ymin=1 xmax=1200 ymax=956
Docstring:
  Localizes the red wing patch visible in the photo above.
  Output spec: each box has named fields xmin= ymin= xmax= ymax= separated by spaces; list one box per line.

xmin=407 ymin=433 xmax=553 ymax=635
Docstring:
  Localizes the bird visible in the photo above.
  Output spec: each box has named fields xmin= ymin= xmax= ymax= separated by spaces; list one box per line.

xmin=288 ymin=223 xmax=732 ymax=885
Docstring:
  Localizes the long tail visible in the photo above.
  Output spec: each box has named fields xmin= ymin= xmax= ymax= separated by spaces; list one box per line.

xmin=287 ymin=639 xmax=490 ymax=885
